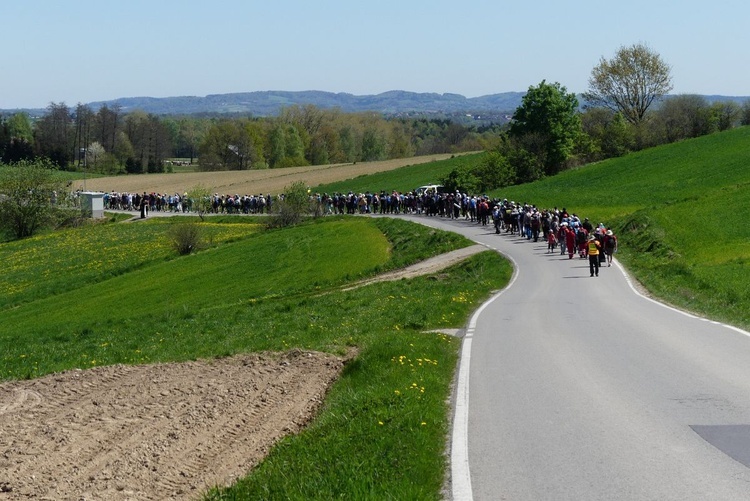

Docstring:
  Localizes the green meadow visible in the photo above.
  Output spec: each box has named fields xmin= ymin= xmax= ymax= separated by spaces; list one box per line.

xmin=312 ymin=153 xmax=482 ymax=195
xmin=0 ymin=215 xmax=512 ymax=499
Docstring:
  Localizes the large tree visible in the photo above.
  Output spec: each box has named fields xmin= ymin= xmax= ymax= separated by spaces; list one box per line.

xmin=123 ymin=112 xmax=173 ymax=173
xmin=1 ymin=113 xmax=35 ymax=163
xmin=509 ymin=80 xmax=582 ymax=176
xmin=583 ymin=43 xmax=673 ymax=125
xmin=95 ymin=104 xmax=121 ymax=153
xmin=34 ymin=103 xmax=73 ymax=167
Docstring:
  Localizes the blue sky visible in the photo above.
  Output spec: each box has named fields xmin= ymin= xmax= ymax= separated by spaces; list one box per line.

xmin=3 ymin=0 xmax=749 ymax=109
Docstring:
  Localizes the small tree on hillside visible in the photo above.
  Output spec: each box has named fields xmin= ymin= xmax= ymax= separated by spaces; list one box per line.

xmin=0 ymin=159 xmax=67 ymax=239
xmin=169 ymin=222 xmax=202 ymax=255
xmin=268 ymin=181 xmax=313 ymax=228
xmin=186 ymin=185 xmax=213 ymax=220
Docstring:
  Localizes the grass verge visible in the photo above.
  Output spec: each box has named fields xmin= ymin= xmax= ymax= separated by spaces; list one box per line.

xmin=204 ymin=251 xmax=511 ymax=500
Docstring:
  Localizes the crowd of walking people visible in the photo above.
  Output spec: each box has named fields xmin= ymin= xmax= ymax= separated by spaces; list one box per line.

xmin=96 ymin=191 xmax=273 ymax=215
xmin=88 ymin=186 xmax=618 ymax=277
xmin=313 ymin=189 xmax=619 ymax=277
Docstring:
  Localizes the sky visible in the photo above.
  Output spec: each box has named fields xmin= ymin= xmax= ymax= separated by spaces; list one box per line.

xmin=2 ymin=0 xmax=749 ymax=109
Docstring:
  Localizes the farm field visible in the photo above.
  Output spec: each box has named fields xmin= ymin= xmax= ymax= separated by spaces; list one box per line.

xmin=71 ymin=153 xmax=475 ymax=196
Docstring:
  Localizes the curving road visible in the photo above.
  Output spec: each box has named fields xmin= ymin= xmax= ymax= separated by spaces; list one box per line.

xmin=405 ymin=215 xmax=750 ymax=501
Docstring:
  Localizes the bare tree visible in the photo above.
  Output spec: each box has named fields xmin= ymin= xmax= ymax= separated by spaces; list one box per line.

xmin=583 ymin=43 xmax=673 ymax=125
xmin=74 ymin=104 xmax=94 ymax=168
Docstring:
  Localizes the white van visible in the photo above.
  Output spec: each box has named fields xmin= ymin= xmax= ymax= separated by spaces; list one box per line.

xmin=415 ymin=184 xmax=443 ymax=195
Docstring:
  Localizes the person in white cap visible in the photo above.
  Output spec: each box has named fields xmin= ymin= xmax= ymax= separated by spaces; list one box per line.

xmin=604 ymin=229 xmax=618 ymax=267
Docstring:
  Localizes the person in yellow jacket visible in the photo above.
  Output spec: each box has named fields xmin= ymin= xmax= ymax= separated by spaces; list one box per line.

xmin=588 ymin=235 xmax=602 ymax=277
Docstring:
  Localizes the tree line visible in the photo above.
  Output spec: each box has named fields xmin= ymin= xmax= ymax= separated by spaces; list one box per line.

xmin=0 ymin=104 xmax=491 ymax=174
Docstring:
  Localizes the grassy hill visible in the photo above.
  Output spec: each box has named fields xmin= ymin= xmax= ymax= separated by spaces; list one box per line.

xmin=497 ymin=126 xmax=750 ymax=329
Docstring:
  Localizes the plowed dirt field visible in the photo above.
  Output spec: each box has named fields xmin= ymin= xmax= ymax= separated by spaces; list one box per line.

xmin=72 ymin=154 xmax=464 ymax=196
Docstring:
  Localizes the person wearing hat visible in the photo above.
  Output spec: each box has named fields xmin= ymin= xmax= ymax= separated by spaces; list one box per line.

xmin=603 ymin=229 xmax=618 ymax=267
xmin=587 ymin=234 xmax=602 ymax=277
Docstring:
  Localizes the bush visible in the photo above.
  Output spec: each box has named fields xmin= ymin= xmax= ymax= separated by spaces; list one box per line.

xmin=267 ymin=181 xmax=313 ymax=228
xmin=169 ymin=222 xmax=202 ymax=255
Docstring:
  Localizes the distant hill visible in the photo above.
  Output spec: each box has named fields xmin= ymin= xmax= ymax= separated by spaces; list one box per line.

xmin=0 ymin=91 xmax=525 ymax=118
xmin=2 ymin=90 xmax=747 ymax=119
xmin=82 ymin=90 xmax=527 ymax=117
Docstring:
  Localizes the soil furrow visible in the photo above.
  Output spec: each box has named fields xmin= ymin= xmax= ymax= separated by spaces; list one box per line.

xmin=0 ymin=351 xmax=345 ymax=500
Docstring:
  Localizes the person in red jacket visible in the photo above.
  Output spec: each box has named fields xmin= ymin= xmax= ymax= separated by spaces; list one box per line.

xmin=565 ymin=225 xmax=577 ymax=259
xmin=546 ymin=229 xmax=557 ymax=253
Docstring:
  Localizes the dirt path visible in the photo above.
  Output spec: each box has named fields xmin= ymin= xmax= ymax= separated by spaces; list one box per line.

xmin=0 ymin=243 xmax=484 ymax=500
xmin=344 ymin=244 xmax=486 ymax=290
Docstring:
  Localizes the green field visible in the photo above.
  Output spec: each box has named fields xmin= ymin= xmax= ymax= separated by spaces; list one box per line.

xmin=313 ymin=153 xmax=482 ymax=195
xmin=0 ymin=215 xmax=512 ymax=499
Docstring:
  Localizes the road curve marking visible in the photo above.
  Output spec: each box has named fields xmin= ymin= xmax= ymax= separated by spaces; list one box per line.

xmin=614 ymin=259 xmax=750 ymax=339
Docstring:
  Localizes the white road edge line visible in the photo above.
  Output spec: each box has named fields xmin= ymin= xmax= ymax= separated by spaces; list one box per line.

xmin=452 ymin=246 xmax=519 ymax=501
xmin=614 ymin=259 xmax=750 ymax=339
xmin=450 ymin=240 xmax=749 ymax=500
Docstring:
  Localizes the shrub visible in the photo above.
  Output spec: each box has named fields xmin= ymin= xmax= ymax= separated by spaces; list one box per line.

xmin=268 ymin=181 xmax=313 ymax=228
xmin=169 ymin=222 xmax=202 ymax=255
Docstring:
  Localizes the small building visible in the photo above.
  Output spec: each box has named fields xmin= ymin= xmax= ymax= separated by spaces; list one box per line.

xmin=80 ymin=192 xmax=105 ymax=218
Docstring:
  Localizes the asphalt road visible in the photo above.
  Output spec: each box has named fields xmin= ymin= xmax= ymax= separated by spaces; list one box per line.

xmin=406 ymin=215 xmax=750 ymax=501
